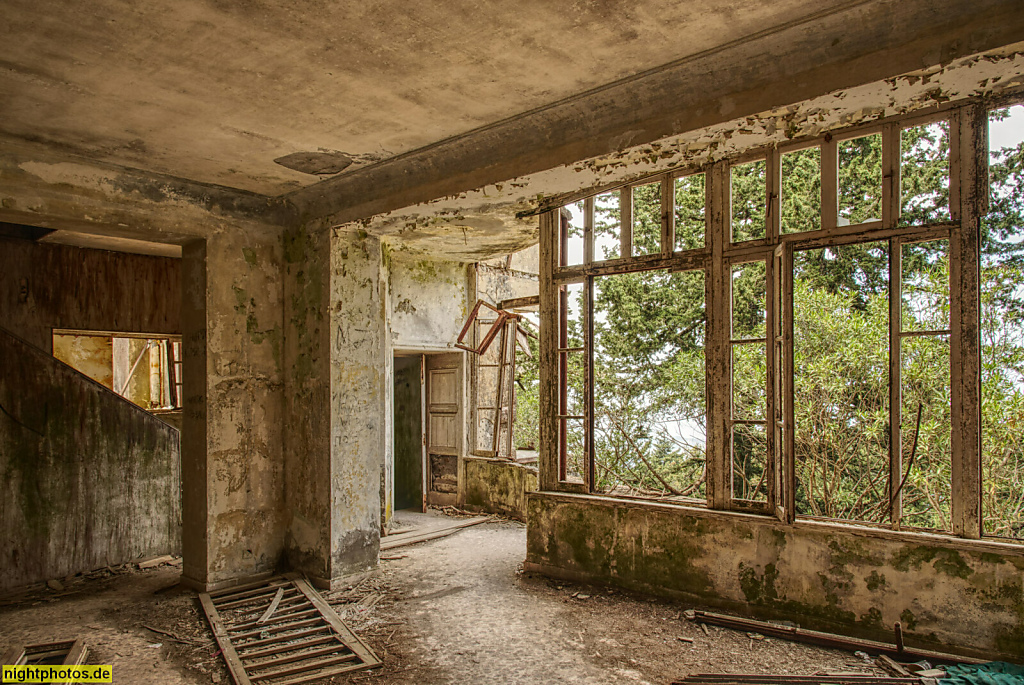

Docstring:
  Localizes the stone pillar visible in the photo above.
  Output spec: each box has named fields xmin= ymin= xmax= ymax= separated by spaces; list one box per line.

xmin=283 ymin=224 xmax=390 ymax=588
xmin=181 ymin=228 xmax=286 ymax=591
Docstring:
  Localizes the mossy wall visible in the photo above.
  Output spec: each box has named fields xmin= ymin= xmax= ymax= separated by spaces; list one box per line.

xmin=0 ymin=327 xmax=180 ymax=591
xmin=526 ymin=491 xmax=1024 ymax=661
xmin=462 ymin=457 xmax=537 ymax=521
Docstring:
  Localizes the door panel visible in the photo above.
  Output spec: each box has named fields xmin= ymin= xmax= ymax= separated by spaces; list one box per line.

xmin=426 ymin=353 xmax=462 ymax=506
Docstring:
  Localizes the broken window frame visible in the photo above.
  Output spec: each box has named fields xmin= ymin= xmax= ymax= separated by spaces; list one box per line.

xmin=540 ymin=99 xmax=993 ymax=542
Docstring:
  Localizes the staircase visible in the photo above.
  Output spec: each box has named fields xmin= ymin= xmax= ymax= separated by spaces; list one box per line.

xmin=0 ymin=326 xmax=181 ymax=592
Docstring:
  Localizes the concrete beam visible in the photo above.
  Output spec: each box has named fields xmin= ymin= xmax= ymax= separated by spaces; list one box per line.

xmin=0 ymin=138 xmax=299 ymax=239
xmin=288 ymin=0 xmax=1024 ymax=227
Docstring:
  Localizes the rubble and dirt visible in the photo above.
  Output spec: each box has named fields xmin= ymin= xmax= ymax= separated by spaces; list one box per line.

xmin=0 ymin=516 xmax=902 ymax=684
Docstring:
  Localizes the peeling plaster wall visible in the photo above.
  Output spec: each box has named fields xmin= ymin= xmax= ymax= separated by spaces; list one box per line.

xmin=354 ymin=45 xmax=1024 ymax=260
xmin=389 ymin=254 xmax=469 ymax=351
xmin=282 ymin=224 xmax=332 ymax=580
xmin=181 ymin=227 xmax=286 ymax=589
xmin=329 ymin=228 xmax=389 ymax=580
xmin=527 ymin=493 xmax=1024 ymax=661
xmin=0 ymin=236 xmax=180 ymax=352
xmin=0 ymin=327 xmax=180 ymax=591
xmin=461 ymin=457 xmax=537 ymax=522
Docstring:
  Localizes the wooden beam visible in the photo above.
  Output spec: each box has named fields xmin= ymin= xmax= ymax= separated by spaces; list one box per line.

xmin=539 ymin=210 xmax=561 ymax=491
xmin=950 ymin=104 xmax=985 ymax=539
xmin=708 ymin=161 xmax=731 ymax=509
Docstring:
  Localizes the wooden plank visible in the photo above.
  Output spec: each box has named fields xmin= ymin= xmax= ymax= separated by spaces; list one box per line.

xmin=246 ymin=644 xmax=355 ymax=671
xmin=237 ymin=635 xmax=337 ymax=661
xmin=232 ymin=608 xmax=319 ymax=633
xmin=249 ymin=653 xmax=358 ymax=681
xmin=557 ymin=250 xmax=708 ymax=280
xmin=231 ymin=617 xmax=323 ymax=641
xmin=62 ymin=639 xmax=88 ymax=667
xmin=271 ymin=661 xmax=376 ymax=685
xmin=209 ymin=575 xmax=296 ymax=600
xmin=234 ymin=626 xmax=331 ymax=650
xmin=199 ymin=592 xmax=254 ymax=685
xmin=498 ymin=295 xmax=540 ymax=310
xmin=292 ymin=578 xmax=380 ymax=668
xmin=211 ymin=581 xmax=293 ymax=605
xmin=217 ymin=587 xmax=298 ymax=610
xmin=380 ymin=516 xmax=492 ymax=550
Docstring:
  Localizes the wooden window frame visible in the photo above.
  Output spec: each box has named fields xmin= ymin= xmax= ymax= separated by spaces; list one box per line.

xmin=540 ymin=100 xmax=993 ymax=541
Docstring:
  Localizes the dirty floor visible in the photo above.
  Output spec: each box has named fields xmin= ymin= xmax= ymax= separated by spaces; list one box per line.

xmin=0 ymin=512 xmax=884 ymax=684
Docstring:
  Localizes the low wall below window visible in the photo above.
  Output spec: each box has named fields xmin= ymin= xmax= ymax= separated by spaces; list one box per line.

xmin=525 ymin=491 xmax=1024 ymax=661
xmin=461 ymin=456 xmax=537 ymax=521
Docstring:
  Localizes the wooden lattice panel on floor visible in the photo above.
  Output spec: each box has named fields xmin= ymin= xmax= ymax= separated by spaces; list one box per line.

xmin=199 ymin=573 xmax=381 ymax=685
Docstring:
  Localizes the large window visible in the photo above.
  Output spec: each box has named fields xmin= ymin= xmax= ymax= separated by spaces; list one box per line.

xmin=541 ymin=100 xmax=1023 ymax=542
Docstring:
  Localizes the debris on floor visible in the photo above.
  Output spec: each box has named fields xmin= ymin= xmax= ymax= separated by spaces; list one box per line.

xmin=673 ymin=675 xmax=940 ymax=684
xmin=2 ymin=638 xmax=88 ymax=667
xmin=380 ymin=512 xmax=493 ymax=551
xmin=198 ymin=573 xmax=380 ymax=685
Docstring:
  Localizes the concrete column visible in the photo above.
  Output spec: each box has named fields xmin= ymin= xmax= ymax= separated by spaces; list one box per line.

xmin=329 ymin=229 xmax=390 ymax=578
xmin=181 ymin=229 xmax=286 ymax=591
xmin=283 ymin=224 xmax=390 ymax=588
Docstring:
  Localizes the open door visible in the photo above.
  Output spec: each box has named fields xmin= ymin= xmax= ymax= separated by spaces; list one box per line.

xmin=426 ymin=352 xmax=462 ymax=507
xmin=772 ymin=242 xmax=795 ymax=523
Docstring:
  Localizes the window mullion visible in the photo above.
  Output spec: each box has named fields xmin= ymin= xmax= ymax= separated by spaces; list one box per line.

xmin=708 ymin=161 xmax=732 ymax=510
xmin=951 ymin=104 xmax=985 ymax=539
xmin=889 ymin=236 xmax=903 ymax=528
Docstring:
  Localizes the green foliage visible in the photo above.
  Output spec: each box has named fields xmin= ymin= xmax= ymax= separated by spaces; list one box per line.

xmin=525 ymin=109 xmax=1024 ymax=536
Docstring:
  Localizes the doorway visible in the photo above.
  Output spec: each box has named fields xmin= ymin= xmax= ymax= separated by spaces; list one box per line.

xmin=392 ymin=351 xmax=464 ymax=513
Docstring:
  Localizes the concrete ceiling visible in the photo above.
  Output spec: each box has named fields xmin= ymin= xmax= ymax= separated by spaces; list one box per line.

xmin=1 ymin=0 xmax=851 ymax=196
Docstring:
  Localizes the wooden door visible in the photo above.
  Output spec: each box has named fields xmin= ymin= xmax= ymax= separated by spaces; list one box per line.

xmin=426 ymin=352 xmax=462 ymax=506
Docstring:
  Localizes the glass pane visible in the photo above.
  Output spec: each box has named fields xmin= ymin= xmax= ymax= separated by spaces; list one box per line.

xmin=781 ymin=147 xmax=821 ymax=234
xmin=562 ymin=417 xmax=586 ymax=483
xmin=900 ymin=334 xmax=952 ymax=531
xmin=982 ymin=104 xmax=1024 ymax=538
xmin=563 ymin=201 xmax=585 ymax=266
xmin=731 ymin=159 xmax=766 ymax=242
xmin=901 ymin=239 xmax=949 ymax=332
xmin=732 ymin=342 xmax=766 ymax=421
xmin=905 ymin=118 xmax=950 ymax=223
xmin=901 ymin=120 xmax=950 ymax=225
xmin=675 ymin=173 xmax=706 ymax=251
xmin=594 ymin=191 xmax=621 ymax=260
xmin=731 ymin=261 xmax=766 ymax=340
xmin=592 ymin=269 xmax=707 ymax=499
xmin=732 ymin=423 xmax=767 ymax=502
xmin=632 ymin=181 xmax=661 ymax=256
xmin=838 ymin=133 xmax=883 ymax=226
xmin=793 ymin=242 xmax=889 ymax=522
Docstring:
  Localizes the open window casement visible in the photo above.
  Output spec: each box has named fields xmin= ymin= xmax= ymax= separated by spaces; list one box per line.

xmin=771 ymin=241 xmax=795 ymax=523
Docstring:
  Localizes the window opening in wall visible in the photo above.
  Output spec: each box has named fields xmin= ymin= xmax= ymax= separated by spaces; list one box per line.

xmin=512 ymin=309 xmax=540 ymax=459
xmin=982 ymin=103 xmax=1024 ymax=539
xmin=592 ymin=268 xmax=707 ymax=499
xmin=558 ymin=281 xmax=587 ymax=482
xmin=793 ymin=241 xmax=890 ymax=523
xmin=781 ymin=146 xmax=821 ymax=234
xmin=547 ymin=100 xmax=1020 ymax=543
xmin=901 ymin=119 xmax=951 ymax=225
xmin=899 ymin=239 xmax=952 ymax=531
xmin=675 ymin=172 xmax=706 ymax=251
xmin=563 ymin=201 xmax=586 ymax=267
xmin=838 ymin=132 xmax=883 ymax=226
xmin=595 ymin=190 xmax=622 ymax=260
xmin=730 ymin=260 xmax=768 ymax=503
xmin=731 ymin=159 xmax=767 ymax=243
xmin=631 ymin=180 xmax=662 ymax=257
xmin=52 ymin=332 xmax=182 ymax=411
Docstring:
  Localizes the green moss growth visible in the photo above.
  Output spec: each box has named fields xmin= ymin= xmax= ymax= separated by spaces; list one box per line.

xmin=866 ymin=570 xmax=887 ymax=592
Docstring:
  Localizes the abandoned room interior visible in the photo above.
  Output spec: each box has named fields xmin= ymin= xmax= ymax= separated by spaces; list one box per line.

xmin=3 ymin=0 xmax=1024 ymax=682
